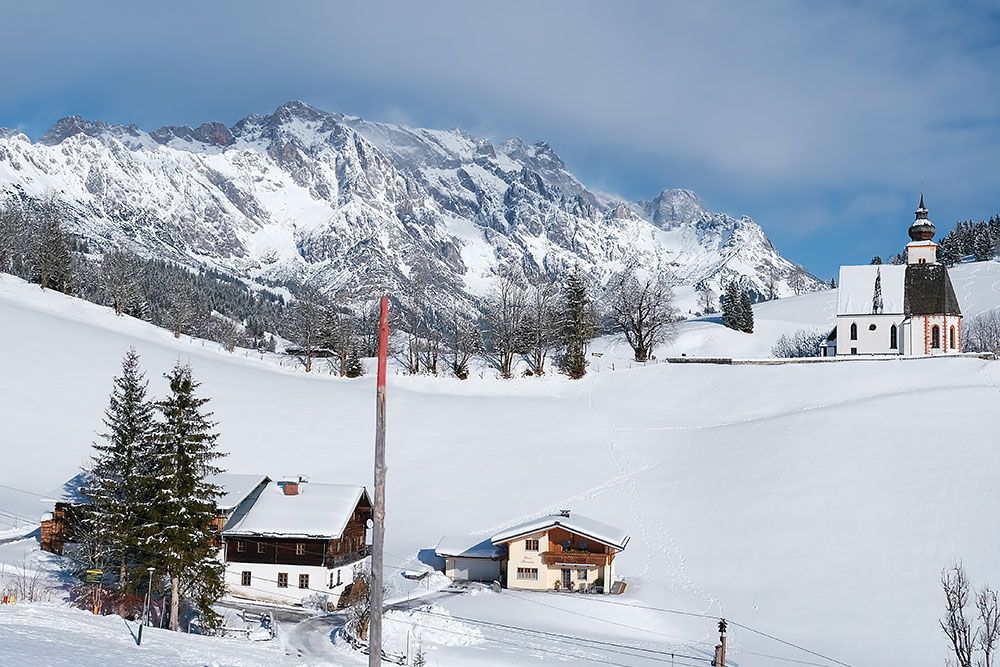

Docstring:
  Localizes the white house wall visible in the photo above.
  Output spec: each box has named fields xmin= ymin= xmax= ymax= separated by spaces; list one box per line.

xmin=836 ymin=314 xmax=905 ymax=355
xmin=223 ymin=559 xmax=364 ymax=605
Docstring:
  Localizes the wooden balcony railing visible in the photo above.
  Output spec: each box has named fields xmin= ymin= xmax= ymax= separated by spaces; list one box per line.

xmin=541 ymin=551 xmax=607 ymax=566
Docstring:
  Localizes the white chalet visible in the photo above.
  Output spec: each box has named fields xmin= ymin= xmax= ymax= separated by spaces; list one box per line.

xmin=828 ymin=196 xmax=963 ymax=356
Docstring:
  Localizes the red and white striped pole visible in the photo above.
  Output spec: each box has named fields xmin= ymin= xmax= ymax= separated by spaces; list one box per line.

xmin=369 ymin=294 xmax=389 ymax=665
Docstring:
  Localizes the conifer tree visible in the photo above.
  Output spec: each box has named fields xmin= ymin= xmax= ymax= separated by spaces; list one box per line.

xmin=739 ymin=288 xmax=755 ymax=333
xmin=556 ymin=267 xmax=597 ymax=379
xmin=35 ymin=197 xmax=73 ymax=293
xmin=720 ymin=281 xmax=741 ymax=331
xmin=85 ymin=348 xmax=156 ymax=589
xmin=344 ymin=346 xmax=366 ymax=378
xmin=146 ymin=363 xmax=225 ymax=631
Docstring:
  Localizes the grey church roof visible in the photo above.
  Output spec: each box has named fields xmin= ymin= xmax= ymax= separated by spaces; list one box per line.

xmin=903 ymin=264 xmax=962 ymax=316
xmin=837 ymin=263 xmax=962 ymax=317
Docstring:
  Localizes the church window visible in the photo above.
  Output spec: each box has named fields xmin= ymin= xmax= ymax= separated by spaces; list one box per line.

xmin=850 ymin=323 xmax=858 ymax=340
xmin=950 ymin=326 xmax=956 ymax=349
xmin=890 ymin=324 xmax=898 ymax=349
xmin=931 ymin=325 xmax=941 ymax=348
xmin=869 ymin=324 xmax=877 ymax=331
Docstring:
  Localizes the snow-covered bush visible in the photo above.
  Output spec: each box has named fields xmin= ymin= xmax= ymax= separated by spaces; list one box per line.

xmin=771 ymin=329 xmax=826 ymax=358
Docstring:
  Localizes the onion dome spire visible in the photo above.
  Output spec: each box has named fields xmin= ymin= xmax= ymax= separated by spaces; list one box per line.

xmin=909 ymin=193 xmax=935 ymax=241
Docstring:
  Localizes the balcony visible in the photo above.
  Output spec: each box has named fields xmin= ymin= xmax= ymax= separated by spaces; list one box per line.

xmin=328 ymin=546 xmax=371 ymax=569
xmin=541 ymin=550 xmax=607 ymax=567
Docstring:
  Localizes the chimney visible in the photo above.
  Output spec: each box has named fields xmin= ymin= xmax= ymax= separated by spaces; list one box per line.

xmin=558 ymin=509 xmax=571 ymax=517
xmin=278 ymin=477 xmax=304 ymax=496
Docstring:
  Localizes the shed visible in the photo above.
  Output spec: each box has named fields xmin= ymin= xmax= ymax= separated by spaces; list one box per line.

xmin=435 ymin=535 xmax=504 ymax=583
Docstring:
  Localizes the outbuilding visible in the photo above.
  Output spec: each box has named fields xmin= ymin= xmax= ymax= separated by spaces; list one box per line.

xmin=435 ymin=536 xmax=503 ymax=583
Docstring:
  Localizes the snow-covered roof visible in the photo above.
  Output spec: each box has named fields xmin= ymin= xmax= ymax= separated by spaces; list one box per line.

xmin=210 ymin=474 xmax=269 ymax=511
xmin=222 ymin=481 xmax=370 ymax=539
xmin=491 ymin=512 xmax=629 ymax=551
xmin=44 ymin=472 xmax=268 ymax=510
xmin=837 ymin=265 xmax=906 ymax=315
xmin=43 ymin=472 xmax=91 ymax=505
xmin=435 ymin=535 xmax=502 ymax=559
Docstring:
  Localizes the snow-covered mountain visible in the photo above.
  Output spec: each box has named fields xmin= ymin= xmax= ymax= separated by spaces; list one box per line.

xmin=0 ymin=100 xmax=820 ymax=309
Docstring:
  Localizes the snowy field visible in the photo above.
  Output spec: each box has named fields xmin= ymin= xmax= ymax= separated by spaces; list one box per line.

xmin=2 ymin=262 xmax=1000 ymax=665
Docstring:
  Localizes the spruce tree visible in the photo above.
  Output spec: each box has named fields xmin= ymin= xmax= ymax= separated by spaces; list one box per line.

xmin=720 ymin=281 xmax=742 ymax=331
xmin=146 ymin=363 xmax=225 ymax=631
xmin=556 ymin=267 xmax=597 ymax=379
xmin=85 ymin=348 xmax=156 ymax=589
xmin=344 ymin=346 xmax=365 ymax=378
xmin=739 ymin=288 xmax=755 ymax=333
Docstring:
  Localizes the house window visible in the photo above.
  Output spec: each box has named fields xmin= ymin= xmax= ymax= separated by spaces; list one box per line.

xmin=890 ymin=324 xmax=898 ymax=350
xmin=950 ymin=326 xmax=956 ymax=349
xmin=295 ymin=543 xmax=305 ymax=556
xmin=525 ymin=539 xmax=539 ymax=551
xmin=299 ymin=574 xmax=310 ymax=589
xmin=516 ymin=567 xmax=539 ymax=581
xmin=337 ymin=569 xmax=342 ymax=586
xmin=277 ymin=572 xmax=288 ymax=588
xmin=850 ymin=323 xmax=858 ymax=340
xmin=932 ymin=325 xmax=941 ymax=348
xmin=578 ymin=569 xmax=588 ymax=580
xmin=241 ymin=571 xmax=251 ymax=586
xmin=257 ymin=542 xmax=265 ymax=554
xmin=330 ymin=569 xmax=342 ymax=589
xmin=236 ymin=540 xmax=245 ymax=553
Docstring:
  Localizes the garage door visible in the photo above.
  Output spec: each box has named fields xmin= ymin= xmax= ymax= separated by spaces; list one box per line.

xmin=452 ymin=558 xmax=500 ymax=582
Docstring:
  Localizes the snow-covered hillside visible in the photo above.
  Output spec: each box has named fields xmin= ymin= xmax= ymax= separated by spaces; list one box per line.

xmin=0 ymin=101 xmax=819 ymax=311
xmin=3 ymin=266 xmax=1000 ymax=665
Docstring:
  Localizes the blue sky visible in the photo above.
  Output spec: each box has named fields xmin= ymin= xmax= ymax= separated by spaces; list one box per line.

xmin=2 ymin=1 xmax=999 ymax=278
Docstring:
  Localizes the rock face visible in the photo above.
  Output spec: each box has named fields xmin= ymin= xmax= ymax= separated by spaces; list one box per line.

xmin=0 ymin=100 xmax=821 ymax=311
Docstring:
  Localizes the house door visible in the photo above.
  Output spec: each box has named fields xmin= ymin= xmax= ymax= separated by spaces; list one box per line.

xmin=561 ymin=569 xmax=572 ymax=589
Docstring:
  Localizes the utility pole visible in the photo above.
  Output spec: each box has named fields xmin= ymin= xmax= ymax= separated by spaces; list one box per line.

xmin=713 ymin=618 xmax=728 ymax=667
xmin=369 ymin=294 xmax=389 ymax=667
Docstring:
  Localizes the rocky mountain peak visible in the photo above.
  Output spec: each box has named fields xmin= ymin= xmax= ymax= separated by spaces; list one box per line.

xmin=152 ymin=122 xmax=234 ymax=147
xmin=643 ymin=188 xmax=708 ymax=228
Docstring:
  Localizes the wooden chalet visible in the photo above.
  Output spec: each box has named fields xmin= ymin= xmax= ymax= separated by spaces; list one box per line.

xmin=221 ymin=478 xmax=372 ymax=606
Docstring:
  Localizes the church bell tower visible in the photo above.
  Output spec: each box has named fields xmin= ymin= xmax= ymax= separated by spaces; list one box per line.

xmin=906 ymin=194 xmax=937 ymax=264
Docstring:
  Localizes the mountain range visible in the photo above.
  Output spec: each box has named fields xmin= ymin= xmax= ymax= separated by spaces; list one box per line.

xmin=0 ymin=100 xmax=821 ymax=311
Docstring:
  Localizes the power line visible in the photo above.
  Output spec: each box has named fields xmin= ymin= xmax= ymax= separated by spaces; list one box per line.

xmin=729 ymin=619 xmax=854 ymax=667
xmin=413 ymin=607 xmax=712 ymax=665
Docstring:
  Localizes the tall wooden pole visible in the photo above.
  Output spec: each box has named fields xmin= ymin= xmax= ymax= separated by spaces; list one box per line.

xmin=369 ymin=294 xmax=389 ymax=666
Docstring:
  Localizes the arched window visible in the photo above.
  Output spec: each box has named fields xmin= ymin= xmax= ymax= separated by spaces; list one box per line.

xmin=931 ymin=325 xmax=941 ymax=349
xmin=950 ymin=326 xmax=956 ymax=350
xmin=850 ymin=323 xmax=858 ymax=340
xmin=890 ymin=324 xmax=898 ymax=349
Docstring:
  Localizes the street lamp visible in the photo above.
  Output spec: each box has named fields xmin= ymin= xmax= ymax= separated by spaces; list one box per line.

xmin=139 ymin=567 xmax=155 ymax=646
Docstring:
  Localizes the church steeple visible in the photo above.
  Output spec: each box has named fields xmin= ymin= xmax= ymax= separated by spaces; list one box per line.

xmin=909 ymin=193 xmax=935 ymax=241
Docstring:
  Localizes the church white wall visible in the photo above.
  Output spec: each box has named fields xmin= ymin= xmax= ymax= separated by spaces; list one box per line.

xmin=836 ymin=314 xmax=905 ymax=355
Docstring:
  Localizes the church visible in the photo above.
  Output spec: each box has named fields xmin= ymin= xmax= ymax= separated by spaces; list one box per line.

xmin=823 ymin=196 xmax=963 ymax=357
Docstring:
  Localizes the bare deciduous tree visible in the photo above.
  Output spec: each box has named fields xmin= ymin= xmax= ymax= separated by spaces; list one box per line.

xmin=964 ymin=311 xmax=1000 ymax=355
xmin=696 ymin=283 xmax=717 ymax=314
xmin=771 ymin=329 xmax=826 ymax=358
xmin=100 ymin=249 xmax=146 ymax=317
xmin=446 ymin=309 xmax=481 ymax=380
xmin=605 ymin=262 xmax=677 ymax=362
xmin=943 ymin=563 xmax=977 ymax=667
xmin=288 ymin=284 xmax=327 ymax=372
xmin=522 ymin=275 xmax=558 ymax=376
xmin=165 ymin=271 xmax=199 ymax=339
xmin=484 ymin=269 xmax=528 ymax=378
xmin=979 ymin=586 xmax=1000 ymax=667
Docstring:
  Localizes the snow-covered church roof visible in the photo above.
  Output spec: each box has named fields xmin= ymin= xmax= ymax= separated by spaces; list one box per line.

xmin=837 ymin=265 xmax=906 ymax=315
xmin=491 ymin=511 xmax=629 ymax=551
xmin=222 ymin=481 xmax=371 ymax=539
